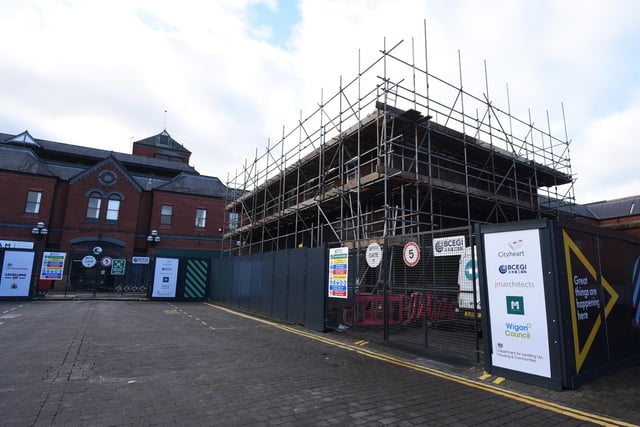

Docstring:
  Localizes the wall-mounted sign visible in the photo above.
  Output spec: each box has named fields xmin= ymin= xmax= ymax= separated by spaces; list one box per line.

xmin=328 ymin=247 xmax=348 ymax=298
xmin=41 ymin=252 xmax=66 ymax=280
xmin=433 ymin=235 xmax=465 ymax=257
xmin=111 ymin=259 xmax=126 ymax=276
xmin=82 ymin=255 xmax=97 ymax=268
xmin=101 ymin=256 xmax=113 ymax=267
xmin=365 ymin=243 xmax=382 ymax=268
xmin=403 ymin=242 xmax=420 ymax=267
xmin=132 ymin=256 xmax=150 ymax=264
xmin=0 ymin=240 xmax=34 ymax=250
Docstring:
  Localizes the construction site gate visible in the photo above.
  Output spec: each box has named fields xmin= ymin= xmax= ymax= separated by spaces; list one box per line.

xmin=326 ymin=226 xmax=483 ymax=362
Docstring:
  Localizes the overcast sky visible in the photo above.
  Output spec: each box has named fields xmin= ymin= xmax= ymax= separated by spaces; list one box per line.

xmin=1 ymin=0 xmax=638 ymax=204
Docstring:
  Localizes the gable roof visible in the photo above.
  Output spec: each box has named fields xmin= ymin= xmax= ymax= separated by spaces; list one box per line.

xmin=69 ymin=155 xmax=143 ymax=192
xmin=132 ymin=130 xmax=191 ymax=154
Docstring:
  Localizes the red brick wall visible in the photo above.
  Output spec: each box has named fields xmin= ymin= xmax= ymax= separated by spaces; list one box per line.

xmin=0 ymin=171 xmax=57 ymax=242
xmin=132 ymin=145 xmax=190 ymax=163
xmin=59 ymin=164 xmax=144 ymax=256
xmin=150 ymin=191 xmax=226 ymax=251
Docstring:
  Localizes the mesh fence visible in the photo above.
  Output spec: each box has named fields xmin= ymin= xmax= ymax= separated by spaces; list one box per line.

xmin=327 ymin=226 xmax=483 ymax=362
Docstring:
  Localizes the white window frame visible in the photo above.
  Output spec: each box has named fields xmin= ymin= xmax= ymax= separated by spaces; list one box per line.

xmin=195 ymin=208 xmax=207 ymax=228
xmin=25 ymin=191 xmax=42 ymax=214
xmin=106 ymin=195 xmax=121 ymax=221
xmin=229 ymin=212 xmax=239 ymax=230
xmin=160 ymin=204 xmax=173 ymax=225
xmin=86 ymin=193 xmax=101 ymax=219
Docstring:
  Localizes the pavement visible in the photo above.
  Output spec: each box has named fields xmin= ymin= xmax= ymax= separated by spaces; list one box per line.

xmin=0 ymin=298 xmax=638 ymax=426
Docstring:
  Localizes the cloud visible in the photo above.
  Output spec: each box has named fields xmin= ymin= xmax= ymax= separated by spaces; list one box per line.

xmin=0 ymin=0 xmax=638 ymax=204
xmin=573 ymin=92 xmax=640 ymax=202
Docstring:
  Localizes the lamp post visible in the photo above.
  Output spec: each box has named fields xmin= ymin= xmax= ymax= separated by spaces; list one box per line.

xmin=145 ymin=230 xmax=160 ymax=297
xmin=218 ymin=227 xmax=224 ymax=258
xmin=31 ymin=221 xmax=48 ymax=297
xmin=146 ymin=229 xmax=160 ymax=246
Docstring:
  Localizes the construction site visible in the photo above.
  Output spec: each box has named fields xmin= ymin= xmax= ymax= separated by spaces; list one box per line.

xmin=219 ymin=34 xmax=575 ymax=360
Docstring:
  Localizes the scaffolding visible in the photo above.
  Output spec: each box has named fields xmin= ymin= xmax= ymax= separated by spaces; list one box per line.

xmin=223 ymin=34 xmax=574 ymax=255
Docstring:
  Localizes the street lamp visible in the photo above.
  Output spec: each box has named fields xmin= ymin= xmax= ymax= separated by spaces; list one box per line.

xmin=146 ymin=229 xmax=160 ymax=246
xmin=31 ymin=221 xmax=48 ymax=296
xmin=31 ymin=221 xmax=48 ymax=239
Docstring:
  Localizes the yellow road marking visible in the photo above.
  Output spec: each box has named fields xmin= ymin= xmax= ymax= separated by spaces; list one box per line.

xmin=479 ymin=373 xmax=492 ymax=380
xmin=492 ymin=377 xmax=506 ymax=385
xmin=202 ymin=302 xmax=636 ymax=427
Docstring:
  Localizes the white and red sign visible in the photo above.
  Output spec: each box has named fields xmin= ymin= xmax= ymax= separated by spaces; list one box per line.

xmin=403 ymin=242 xmax=420 ymax=267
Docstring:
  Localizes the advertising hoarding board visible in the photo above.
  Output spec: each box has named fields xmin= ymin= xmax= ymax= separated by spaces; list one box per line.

xmin=0 ymin=251 xmax=35 ymax=297
xmin=479 ymin=219 xmax=563 ymax=390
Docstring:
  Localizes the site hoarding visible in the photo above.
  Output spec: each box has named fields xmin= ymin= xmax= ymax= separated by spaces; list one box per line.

xmin=483 ymin=228 xmax=551 ymax=378
xmin=0 ymin=250 xmax=35 ymax=297
xmin=559 ymin=222 xmax=640 ymax=387
xmin=480 ymin=219 xmax=640 ymax=390
xmin=151 ymin=257 xmax=179 ymax=298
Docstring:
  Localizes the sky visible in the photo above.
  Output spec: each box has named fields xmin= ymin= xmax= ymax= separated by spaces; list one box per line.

xmin=1 ymin=0 xmax=639 ymax=204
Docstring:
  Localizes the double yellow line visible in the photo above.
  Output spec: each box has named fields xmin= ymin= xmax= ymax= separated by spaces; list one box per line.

xmin=203 ymin=302 xmax=636 ymax=427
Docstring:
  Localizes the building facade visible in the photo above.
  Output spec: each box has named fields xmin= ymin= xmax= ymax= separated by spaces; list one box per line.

xmin=0 ymin=130 xmax=231 ymax=292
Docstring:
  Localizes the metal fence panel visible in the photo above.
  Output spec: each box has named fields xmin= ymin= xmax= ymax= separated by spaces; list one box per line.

xmin=249 ymin=258 xmax=262 ymax=313
xmin=260 ymin=252 xmax=275 ymax=317
xmin=305 ymin=246 xmax=328 ymax=332
xmin=288 ymin=249 xmax=306 ymax=324
xmin=272 ymin=251 xmax=289 ymax=320
xmin=329 ymin=227 xmax=482 ymax=362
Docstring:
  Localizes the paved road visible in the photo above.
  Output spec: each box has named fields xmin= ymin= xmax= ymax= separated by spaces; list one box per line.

xmin=0 ymin=300 xmax=637 ymax=426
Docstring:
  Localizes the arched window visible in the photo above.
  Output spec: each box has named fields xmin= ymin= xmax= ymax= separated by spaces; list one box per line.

xmin=86 ymin=192 xmax=101 ymax=219
xmin=106 ymin=194 xmax=121 ymax=221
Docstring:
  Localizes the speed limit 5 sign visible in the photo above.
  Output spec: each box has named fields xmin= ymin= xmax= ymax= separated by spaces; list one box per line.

xmin=403 ymin=241 xmax=420 ymax=267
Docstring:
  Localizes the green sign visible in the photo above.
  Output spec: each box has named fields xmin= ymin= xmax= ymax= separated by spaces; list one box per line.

xmin=506 ymin=296 xmax=525 ymax=315
xmin=111 ymin=259 xmax=126 ymax=276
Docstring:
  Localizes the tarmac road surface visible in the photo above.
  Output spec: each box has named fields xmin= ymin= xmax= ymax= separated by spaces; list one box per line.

xmin=0 ymin=300 xmax=638 ymax=426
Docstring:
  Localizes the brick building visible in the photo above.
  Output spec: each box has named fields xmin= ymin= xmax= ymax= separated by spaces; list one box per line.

xmin=0 ymin=130 xmax=232 ymax=292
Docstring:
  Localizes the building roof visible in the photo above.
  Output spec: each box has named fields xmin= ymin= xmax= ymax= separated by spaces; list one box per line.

xmin=132 ymin=130 xmax=191 ymax=154
xmin=0 ymin=145 xmax=54 ymax=176
xmin=0 ymin=131 xmax=197 ymax=175
xmin=156 ymin=173 xmax=229 ymax=198
xmin=0 ymin=130 xmax=235 ymax=199
xmin=582 ymin=195 xmax=640 ymax=220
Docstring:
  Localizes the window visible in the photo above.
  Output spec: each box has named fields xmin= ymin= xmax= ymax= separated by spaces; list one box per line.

xmin=86 ymin=192 xmax=101 ymax=219
xmin=106 ymin=195 xmax=121 ymax=221
xmin=25 ymin=191 xmax=42 ymax=214
xmin=229 ymin=212 xmax=239 ymax=230
xmin=160 ymin=205 xmax=173 ymax=225
xmin=195 ymin=208 xmax=207 ymax=228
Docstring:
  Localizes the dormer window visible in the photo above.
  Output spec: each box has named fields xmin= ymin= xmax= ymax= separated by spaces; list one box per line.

xmin=158 ymin=131 xmax=170 ymax=147
xmin=7 ymin=131 xmax=39 ymax=147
